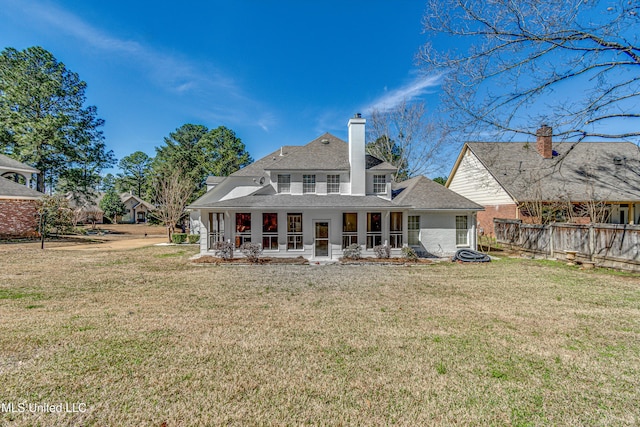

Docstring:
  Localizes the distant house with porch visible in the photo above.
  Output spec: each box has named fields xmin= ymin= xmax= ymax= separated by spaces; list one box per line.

xmin=446 ymin=126 xmax=640 ymax=236
xmin=0 ymin=154 xmax=44 ymax=238
xmin=188 ymin=115 xmax=483 ymax=260
xmin=69 ymin=191 xmax=155 ymax=224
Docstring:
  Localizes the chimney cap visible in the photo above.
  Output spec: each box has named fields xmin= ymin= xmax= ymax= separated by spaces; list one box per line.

xmin=354 ymin=113 xmax=362 ymax=118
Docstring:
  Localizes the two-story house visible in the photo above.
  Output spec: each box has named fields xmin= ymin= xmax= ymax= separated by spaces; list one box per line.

xmin=188 ymin=115 xmax=483 ymax=260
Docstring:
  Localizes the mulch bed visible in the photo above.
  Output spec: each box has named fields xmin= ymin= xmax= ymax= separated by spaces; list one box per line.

xmin=192 ymin=256 xmax=435 ymax=265
xmin=192 ymin=256 xmax=309 ymax=265
xmin=339 ymin=257 xmax=433 ymax=264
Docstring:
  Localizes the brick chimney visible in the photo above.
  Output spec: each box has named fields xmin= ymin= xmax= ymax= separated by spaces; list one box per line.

xmin=536 ymin=125 xmax=553 ymax=159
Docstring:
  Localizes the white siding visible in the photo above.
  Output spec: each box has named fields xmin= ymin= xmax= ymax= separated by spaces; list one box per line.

xmin=448 ymin=149 xmax=513 ymax=205
xmin=417 ymin=211 xmax=477 ymax=257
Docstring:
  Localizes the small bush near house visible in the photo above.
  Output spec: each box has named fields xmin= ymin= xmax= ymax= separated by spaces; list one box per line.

xmin=240 ymin=242 xmax=263 ymax=263
xmin=187 ymin=234 xmax=200 ymax=244
xmin=171 ymin=233 xmax=187 ymax=244
xmin=401 ymin=246 xmax=418 ymax=260
xmin=343 ymin=243 xmax=361 ymax=260
xmin=213 ymin=241 xmax=234 ymax=259
xmin=373 ymin=244 xmax=391 ymax=259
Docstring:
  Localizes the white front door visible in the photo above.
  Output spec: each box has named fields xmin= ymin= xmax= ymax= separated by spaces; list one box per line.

xmin=314 ymin=221 xmax=330 ymax=258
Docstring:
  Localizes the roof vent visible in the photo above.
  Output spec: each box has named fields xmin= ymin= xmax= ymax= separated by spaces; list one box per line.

xmin=321 ymin=138 xmax=330 ymax=144
xmin=613 ymin=156 xmax=625 ymax=166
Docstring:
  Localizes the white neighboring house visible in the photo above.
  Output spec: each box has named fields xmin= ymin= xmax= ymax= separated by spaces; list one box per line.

xmin=446 ymin=125 xmax=640 ymax=236
xmin=68 ymin=192 xmax=155 ymax=224
xmin=189 ymin=115 xmax=483 ymax=260
xmin=119 ymin=192 xmax=155 ymax=223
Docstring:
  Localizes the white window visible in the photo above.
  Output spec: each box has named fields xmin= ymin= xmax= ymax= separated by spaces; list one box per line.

xmin=408 ymin=215 xmax=420 ymax=246
xmin=208 ymin=212 xmax=224 ymax=249
xmin=390 ymin=212 xmax=403 ymax=248
xmin=287 ymin=213 xmax=303 ymax=250
xmin=327 ymin=174 xmax=340 ymax=193
xmin=342 ymin=212 xmax=358 ymax=248
xmin=235 ymin=213 xmax=251 ymax=247
xmin=456 ymin=215 xmax=468 ymax=246
xmin=373 ymin=175 xmax=386 ymax=194
xmin=366 ymin=212 xmax=382 ymax=249
xmin=277 ymin=174 xmax=290 ymax=193
xmin=262 ymin=213 xmax=278 ymax=250
xmin=303 ymin=175 xmax=316 ymax=193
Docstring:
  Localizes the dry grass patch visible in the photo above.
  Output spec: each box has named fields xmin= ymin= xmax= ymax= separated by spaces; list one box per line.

xmin=0 ymin=247 xmax=638 ymax=425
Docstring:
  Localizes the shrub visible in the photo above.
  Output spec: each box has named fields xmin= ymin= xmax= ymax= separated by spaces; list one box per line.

xmin=187 ymin=234 xmax=200 ymax=244
xmin=401 ymin=246 xmax=418 ymax=260
xmin=373 ymin=244 xmax=391 ymax=259
xmin=213 ymin=241 xmax=234 ymax=259
xmin=171 ymin=233 xmax=187 ymax=244
xmin=240 ymin=242 xmax=263 ymax=263
xmin=343 ymin=243 xmax=361 ymax=260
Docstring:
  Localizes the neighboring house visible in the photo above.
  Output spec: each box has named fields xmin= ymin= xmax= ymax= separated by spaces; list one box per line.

xmin=66 ymin=193 xmax=104 ymax=225
xmin=0 ymin=153 xmax=43 ymax=238
xmin=189 ymin=115 xmax=483 ymax=260
xmin=68 ymin=192 xmax=155 ymax=224
xmin=119 ymin=192 xmax=155 ymax=223
xmin=446 ymin=126 xmax=640 ymax=236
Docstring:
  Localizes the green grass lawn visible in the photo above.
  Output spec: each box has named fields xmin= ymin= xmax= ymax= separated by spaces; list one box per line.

xmin=1 ymin=246 xmax=639 ymax=426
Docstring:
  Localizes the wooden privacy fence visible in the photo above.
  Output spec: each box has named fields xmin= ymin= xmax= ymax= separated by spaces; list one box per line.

xmin=494 ymin=219 xmax=640 ymax=271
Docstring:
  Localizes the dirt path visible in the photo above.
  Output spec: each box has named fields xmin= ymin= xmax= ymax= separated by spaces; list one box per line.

xmin=50 ymin=236 xmax=169 ymax=251
xmin=0 ymin=224 xmax=172 ymax=251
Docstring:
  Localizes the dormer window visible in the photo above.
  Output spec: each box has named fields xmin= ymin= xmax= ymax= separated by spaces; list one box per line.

xmin=327 ymin=174 xmax=340 ymax=193
xmin=303 ymin=174 xmax=316 ymax=193
xmin=277 ymin=174 xmax=290 ymax=193
xmin=373 ymin=175 xmax=386 ymax=194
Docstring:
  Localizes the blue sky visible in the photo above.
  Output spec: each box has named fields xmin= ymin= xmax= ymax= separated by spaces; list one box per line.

xmin=0 ymin=0 xmax=442 ymax=174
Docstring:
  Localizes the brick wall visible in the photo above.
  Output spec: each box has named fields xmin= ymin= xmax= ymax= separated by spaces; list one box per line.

xmin=477 ymin=203 xmax=519 ymax=236
xmin=0 ymin=199 xmax=39 ymax=238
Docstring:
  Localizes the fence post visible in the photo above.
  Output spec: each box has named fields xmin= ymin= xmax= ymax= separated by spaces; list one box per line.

xmin=589 ymin=224 xmax=595 ymax=260
xmin=549 ymin=223 xmax=554 ymax=258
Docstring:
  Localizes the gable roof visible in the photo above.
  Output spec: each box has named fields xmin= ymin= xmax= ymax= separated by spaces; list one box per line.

xmin=193 ymin=193 xmax=402 ymax=209
xmin=392 ymin=176 xmax=483 ymax=210
xmin=454 ymin=142 xmax=640 ymax=202
xmin=263 ymin=133 xmax=351 ymax=171
xmin=230 ymin=133 xmax=397 ymax=176
xmin=0 ymin=177 xmax=44 ymax=199
xmin=120 ymin=193 xmax=155 ymax=210
xmin=190 ymin=132 xmax=481 ymax=212
xmin=0 ymin=153 xmax=39 ymax=175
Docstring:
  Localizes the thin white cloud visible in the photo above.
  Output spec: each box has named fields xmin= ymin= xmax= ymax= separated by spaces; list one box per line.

xmin=364 ymin=74 xmax=442 ymax=113
xmin=5 ymin=0 xmax=270 ymax=127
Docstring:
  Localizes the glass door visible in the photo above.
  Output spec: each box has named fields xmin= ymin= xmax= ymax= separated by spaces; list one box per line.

xmin=314 ymin=221 xmax=330 ymax=258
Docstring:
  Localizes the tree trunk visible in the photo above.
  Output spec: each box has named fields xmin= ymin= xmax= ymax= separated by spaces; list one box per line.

xmin=37 ymin=172 xmax=45 ymax=194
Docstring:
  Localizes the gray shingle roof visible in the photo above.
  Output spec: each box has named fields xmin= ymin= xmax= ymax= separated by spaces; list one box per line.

xmin=261 ymin=133 xmax=351 ymax=171
xmin=392 ymin=176 xmax=483 ymax=210
xmin=466 ymin=142 xmax=640 ymax=202
xmin=191 ymin=132 xmax=482 ymax=211
xmin=230 ymin=133 xmax=395 ymax=176
xmin=0 ymin=177 xmax=43 ymax=199
xmin=366 ymin=155 xmax=397 ymax=171
xmin=0 ymin=154 xmax=39 ymax=174
xmin=192 ymin=193 xmax=403 ymax=209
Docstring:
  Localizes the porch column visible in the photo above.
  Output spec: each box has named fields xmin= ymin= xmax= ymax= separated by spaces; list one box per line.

xmin=470 ymin=212 xmax=477 ymax=251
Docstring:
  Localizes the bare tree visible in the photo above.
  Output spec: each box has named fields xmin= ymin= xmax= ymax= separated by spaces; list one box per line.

xmin=366 ymin=100 xmax=443 ymax=181
xmin=151 ymin=169 xmax=193 ymax=242
xmin=418 ymin=0 xmax=640 ymax=142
